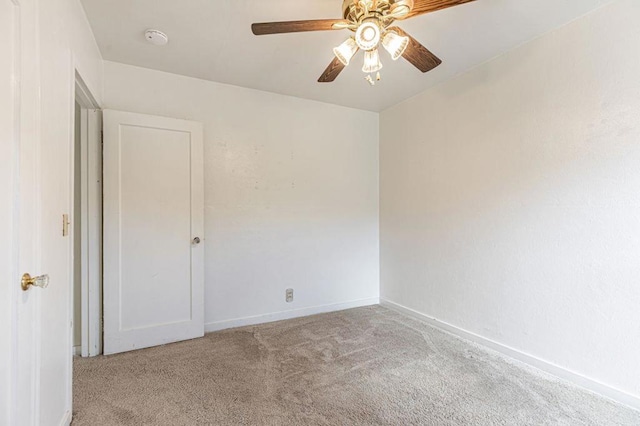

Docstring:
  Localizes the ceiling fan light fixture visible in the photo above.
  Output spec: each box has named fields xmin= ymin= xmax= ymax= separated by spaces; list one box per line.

xmin=362 ymin=48 xmax=383 ymax=73
xmin=355 ymin=19 xmax=381 ymax=51
xmin=382 ymin=31 xmax=409 ymax=60
xmin=333 ymin=38 xmax=359 ymax=66
xmin=251 ymin=0 xmax=459 ymax=84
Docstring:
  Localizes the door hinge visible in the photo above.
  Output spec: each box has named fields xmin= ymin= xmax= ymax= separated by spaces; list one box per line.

xmin=62 ymin=214 xmax=70 ymax=237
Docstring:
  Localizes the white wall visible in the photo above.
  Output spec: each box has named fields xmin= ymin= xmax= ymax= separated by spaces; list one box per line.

xmin=38 ymin=0 xmax=103 ymax=422
xmin=380 ymin=0 xmax=640 ymax=408
xmin=103 ymin=61 xmax=380 ymax=329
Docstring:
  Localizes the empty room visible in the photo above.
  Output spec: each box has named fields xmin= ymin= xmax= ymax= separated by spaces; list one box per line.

xmin=2 ymin=0 xmax=640 ymax=425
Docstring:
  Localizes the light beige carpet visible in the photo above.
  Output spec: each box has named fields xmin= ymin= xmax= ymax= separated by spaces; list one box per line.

xmin=73 ymin=306 xmax=640 ymax=425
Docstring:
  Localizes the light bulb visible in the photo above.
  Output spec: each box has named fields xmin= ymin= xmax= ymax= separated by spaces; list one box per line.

xmin=382 ymin=31 xmax=409 ymax=61
xmin=355 ymin=20 xmax=381 ymax=51
xmin=333 ymin=38 xmax=359 ymax=66
xmin=362 ymin=49 xmax=383 ymax=73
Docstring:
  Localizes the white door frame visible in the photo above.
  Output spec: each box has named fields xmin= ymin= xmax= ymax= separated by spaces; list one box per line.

xmin=73 ymin=72 xmax=102 ymax=357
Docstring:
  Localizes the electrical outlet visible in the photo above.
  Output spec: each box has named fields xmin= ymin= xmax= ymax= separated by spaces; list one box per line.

xmin=286 ymin=288 xmax=294 ymax=303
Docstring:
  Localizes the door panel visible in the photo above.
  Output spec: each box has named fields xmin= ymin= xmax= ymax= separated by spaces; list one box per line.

xmin=103 ymin=110 xmax=204 ymax=355
xmin=5 ymin=0 xmax=73 ymax=424
xmin=4 ymin=0 xmax=41 ymax=424
xmin=120 ymin=126 xmax=192 ymax=330
xmin=0 ymin=0 xmax=19 ymax=421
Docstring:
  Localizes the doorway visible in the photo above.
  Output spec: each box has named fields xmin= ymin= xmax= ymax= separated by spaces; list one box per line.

xmin=73 ymin=74 xmax=102 ymax=357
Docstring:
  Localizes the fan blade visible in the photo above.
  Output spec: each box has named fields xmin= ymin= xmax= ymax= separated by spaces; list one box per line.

xmin=252 ymin=19 xmax=349 ymax=35
xmin=318 ymin=57 xmax=346 ymax=83
xmin=389 ymin=27 xmax=442 ymax=73
xmin=405 ymin=0 xmax=476 ymax=19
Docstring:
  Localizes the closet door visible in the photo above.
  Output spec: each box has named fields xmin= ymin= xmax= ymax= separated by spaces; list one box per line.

xmin=103 ymin=110 xmax=204 ymax=355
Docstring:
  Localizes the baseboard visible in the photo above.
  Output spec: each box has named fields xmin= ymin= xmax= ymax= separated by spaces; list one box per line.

xmin=380 ymin=298 xmax=640 ymax=412
xmin=73 ymin=345 xmax=81 ymax=356
xmin=205 ymin=297 xmax=380 ymax=333
xmin=59 ymin=410 xmax=72 ymax=426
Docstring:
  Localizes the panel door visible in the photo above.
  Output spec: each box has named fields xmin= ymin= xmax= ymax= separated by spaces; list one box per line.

xmin=103 ymin=110 xmax=204 ymax=355
xmin=3 ymin=0 xmax=75 ymax=423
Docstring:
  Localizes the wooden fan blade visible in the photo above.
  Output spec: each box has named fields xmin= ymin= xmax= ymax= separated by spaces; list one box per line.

xmin=252 ymin=19 xmax=349 ymax=35
xmin=389 ymin=27 xmax=442 ymax=73
xmin=405 ymin=0 xmax=476 ymax=19
xmin=318 ymin=57 xmax=346 ymax=83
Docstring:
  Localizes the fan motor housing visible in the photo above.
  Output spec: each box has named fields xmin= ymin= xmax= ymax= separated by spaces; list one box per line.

xmin=342 ymin=0 xmax=413 ymax=21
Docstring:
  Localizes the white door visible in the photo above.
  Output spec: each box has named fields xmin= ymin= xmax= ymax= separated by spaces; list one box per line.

xmin=3 ymin=0 xmax=75 ymax=424
xmin=103 ymin=110 xmax=205 ymax=355
xmin=0 ymin=0 xmax=21 ymax=421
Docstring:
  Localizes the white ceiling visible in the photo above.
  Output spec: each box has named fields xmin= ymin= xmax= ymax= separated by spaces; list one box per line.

xmin=81 ymin=0 xmax=610 ymax=112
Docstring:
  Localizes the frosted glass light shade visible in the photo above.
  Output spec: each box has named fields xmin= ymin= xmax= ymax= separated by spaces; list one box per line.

xmin=382 ymin=31 xmax=409 ymax=60
xmin=362 ymin=49 xmax=383 ymax=73
xmin=355 ymin=20 xmax=381 ymax=51
xmin=333 ymin=38 xmax=359 ymax=66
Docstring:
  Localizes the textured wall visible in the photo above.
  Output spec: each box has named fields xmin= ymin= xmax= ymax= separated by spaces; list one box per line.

xmin=380 ymin=0 xmax=640 ymax=402
xmin=103 ymin=61 xmax=380 ymax=328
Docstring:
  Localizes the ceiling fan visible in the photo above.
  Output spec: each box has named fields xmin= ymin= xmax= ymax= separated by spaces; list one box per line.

xmin=252 ymin=0 xmax=476 ymax=85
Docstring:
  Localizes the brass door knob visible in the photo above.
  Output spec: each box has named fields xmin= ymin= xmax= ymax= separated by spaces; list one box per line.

xmin=21 ymin=273 xmax=50 ymax=291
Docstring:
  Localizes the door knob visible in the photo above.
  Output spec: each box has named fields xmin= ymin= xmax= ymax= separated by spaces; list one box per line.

xmin=192 ymin=237 xmax=201 ymax=245
xmin=21 ymin=273 xmax=50 ymax=291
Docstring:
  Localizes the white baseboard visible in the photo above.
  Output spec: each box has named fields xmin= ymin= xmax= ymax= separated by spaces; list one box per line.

xmin=205 ymin=297 xmax=380 ymax=333
xmin=59 ymin=410 xmax=72 ymax=426
xmin=73 ymin=345 xmax=81 ymax=356
xmin=380 ymin=298 xmax=640 ymax=412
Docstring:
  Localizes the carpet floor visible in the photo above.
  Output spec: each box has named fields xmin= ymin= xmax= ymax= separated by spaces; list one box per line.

xmin=73 ymin=305 xmax=640 ymax=425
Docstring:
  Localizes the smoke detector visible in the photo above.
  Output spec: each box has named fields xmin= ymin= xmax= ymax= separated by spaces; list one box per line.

xmin=144 ymin=29 xmax=169 ymax=46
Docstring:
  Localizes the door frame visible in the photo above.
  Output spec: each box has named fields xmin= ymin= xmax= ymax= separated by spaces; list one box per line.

xmin=72 ymin=71 xmax=102 ymax=357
